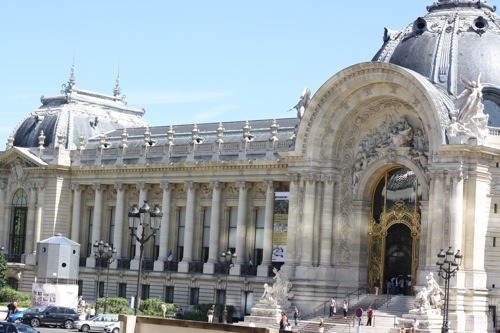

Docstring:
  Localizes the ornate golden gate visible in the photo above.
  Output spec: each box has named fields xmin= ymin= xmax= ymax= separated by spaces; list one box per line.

xmin=367 ymin=200 xmax=420 ymax=293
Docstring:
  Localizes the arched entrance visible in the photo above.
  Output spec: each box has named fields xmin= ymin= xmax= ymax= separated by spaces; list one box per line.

xmin=367 ymin=167 xmax=421 ymax=294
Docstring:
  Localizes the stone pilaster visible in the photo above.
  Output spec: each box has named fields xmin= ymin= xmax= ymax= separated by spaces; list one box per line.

xmin=204 ymin=181 xmax=223 ymax=274
xmin=112 ymin=182 xmax=125 ymax=269
xmin=155 ymin=182 xmax=173 ymax=271
xmin=178 ymin=181 xmax=198 ymax=273
xmin=233 ymin=181 xmax=250 ymax=274
xmin=70 ymin=183 xmax=83 ymax=242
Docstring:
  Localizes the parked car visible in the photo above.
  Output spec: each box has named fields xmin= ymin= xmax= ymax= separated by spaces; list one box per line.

xmin=0 ymin=322 xmax=39 ymax=333
xmin=7 ymin=307 xmax=45 ymax=323
xmin=103 ymin=321 xmax=120 ymax=333
xmin=72 ymin=315 xmax=118 ymax=332
xmin=22 ymin=306 xmax=80 ymax=329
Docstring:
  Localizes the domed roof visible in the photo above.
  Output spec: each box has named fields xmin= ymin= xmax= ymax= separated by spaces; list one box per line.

xmin=373 ymin=0 xmax=500 ymax=96
xmin=10 ymin=66 xmax=149 ymax=150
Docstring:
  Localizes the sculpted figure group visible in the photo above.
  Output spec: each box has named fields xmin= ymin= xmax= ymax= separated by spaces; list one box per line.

xmin=410 ymin=272 xmax=445 ymax=315
xmin=260 ymin=267 xmax=294 ymax=306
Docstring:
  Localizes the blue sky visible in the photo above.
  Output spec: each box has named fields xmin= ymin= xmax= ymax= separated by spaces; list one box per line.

xmin=0 ymin=1 xmax=432 ymax=146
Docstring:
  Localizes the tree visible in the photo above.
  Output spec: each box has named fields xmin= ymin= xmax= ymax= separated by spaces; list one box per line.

xmin=0 ymin=255 xmax=7 ymax=288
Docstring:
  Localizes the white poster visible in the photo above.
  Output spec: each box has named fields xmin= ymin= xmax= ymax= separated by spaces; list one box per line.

xmin=272 ymin=192 xmax=289 ymax=262
xmin=31 ymin=283 xmax=79 ymax=309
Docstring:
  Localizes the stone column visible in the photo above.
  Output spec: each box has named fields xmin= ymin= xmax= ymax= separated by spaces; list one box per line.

xmin=90 ymin=184 xmax=103 ymax=250
xmin=25 ymin=185 xmax=37 ymax=254
xmin=204 ymin=181 xmax=223 ymax=274
xmin=233 ymin=181 xmax=249 ymax=273
xmin=34 ymin=182 xmax=45 ymax=250
xmin=257 ymin=180 xmax=275 ymax=276
xmin=300 ymin=174 xmax=316 ymax=267
xmin=0 ymin=182 xmax=6 ymax=247
xmin=131 ymin=183 xmax=149 ymax=269
xmin=112 ymin=182 xmax=125 ymax=269
xmin=70 ymin=184 xmax=83 ymax=242
xmin=281 ymin=174 xmax=300 ymax=277
xmin=320 ymin=175 xmax=335 ymax=267
xmin=154 ymin=182 xmax=172 ymax=271
xmin=178 ymin=181 xmax=197 ymax=273
xmin=450 ymin=171 xmax=465 ymax=255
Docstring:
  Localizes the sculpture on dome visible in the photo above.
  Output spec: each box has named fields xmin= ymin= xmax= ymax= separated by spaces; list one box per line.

xmin=447 ymin=74 xmax=489 ymax=145
xmin=410 ymin=272 xmax=445 ymax=315
xmin=260 ymin=267 xmax=294 ymax=306
xmin=289 ymin=87 xmax=311 ymax=120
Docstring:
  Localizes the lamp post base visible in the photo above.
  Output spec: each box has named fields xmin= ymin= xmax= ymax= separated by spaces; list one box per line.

xmin=223 ymin=305 xmax=228 ymax=324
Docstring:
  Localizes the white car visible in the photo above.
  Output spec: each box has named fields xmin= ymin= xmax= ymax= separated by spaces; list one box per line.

xmin=103 ymin=321 xmax=120 ymax=333
xmin=73 ymin=314 xmax=119 ymax=332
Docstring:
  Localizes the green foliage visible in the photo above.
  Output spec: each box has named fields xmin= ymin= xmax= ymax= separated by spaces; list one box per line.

xmin=0 ymin=257 xmax=6 ymax=289
xmin=138 ymin=298 xmax=179 ymax=317
xmin=96 ymin=297 xmax=130 ymax=314
xmin=0 ymin=287 xmax=31 ymax=303
xmin=185 ymin=303 xmax=235 ymax=323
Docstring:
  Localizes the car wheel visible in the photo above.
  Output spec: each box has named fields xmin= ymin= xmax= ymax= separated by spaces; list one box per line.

xmin=112 ymin=328 xmax=119 ymax=333
xmin=30 ymin=318 xmax=41 ymax=327
xmin=81 ymin=324 xmax=90 ymax=332
xmin=64 ymin=320 xmax=74 ymax=329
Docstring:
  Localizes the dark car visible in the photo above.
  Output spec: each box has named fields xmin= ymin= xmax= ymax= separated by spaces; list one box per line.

xmin=7 ymin=307 xmax=45 ymax=323
xmin=0 ymin=322 xmax=39 ymax=333
xmin=22 ymin=306 xmax=80 ymax=329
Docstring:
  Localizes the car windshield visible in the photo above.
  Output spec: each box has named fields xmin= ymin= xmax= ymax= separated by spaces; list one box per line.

xmin=15 ymin=325 xmax=36 ymax=333
xmin=23 ymin=307 xmax=44 ymax=313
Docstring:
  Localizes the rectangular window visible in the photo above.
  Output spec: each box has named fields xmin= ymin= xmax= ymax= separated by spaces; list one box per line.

xmin=177 ymin=207 xmax=186 ymax=261
xmin=255 ymin=207 xmax=265 ymax=250
xmin=87 ymin=207 xmax=94 ymax=257
xmin=78 ymin=280 xmax=83 ymax=296
xmin=216 ymin=289 xmax=226 ymax=305
xmin=118 ymin=283 xmax=127 ymax=298
xmin=142 ymin=285 xmax=150 ymax=300
xmin=244 ymin=291 xmax=254 ymax=315
xmin=165 ymin=286 xmax=174 ymax=303
xmin=202 ymin=207 xmax=211 ymax=263
xmin=98 ymin=281 xmax=104 ymax=298
xmin=228 ymin=207 xmax=238 ymax=251
xmin=189 ymin=288 xmax=199 ymax=305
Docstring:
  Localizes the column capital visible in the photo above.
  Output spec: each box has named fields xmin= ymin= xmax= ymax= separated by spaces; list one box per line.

xmin=184 ymin=181 xmax=199 ymax=191
xmin=428 ymin=169 xmax=446 ymax=181
xmin=303 ymin=173 xmax=319 ymax=184
xmin=287 ymin=173 xmax=300 ymax=184
xmin=321 ymin=174 xmax=335 ymax=184
xmin=71 ymin=183 xmax=83 ymax=191
xmin=210 ymin=181 xmax=225 ymax=190
xmin=160 ymin=181 xmax=174 ymax=191
xmin=264 ymin=179 xmax=277 ymax=190
xmin=137 ymin=182 xmax=152 ymax=191
xmin=93 ymin=183 xmax=104 ymax=191
xmin=236 ymin=180 xmax=251 ymax=190
xmin=114 ymin=182 xmax=124 ymax=191
xmin=450 ymin=170 xmax=468 ymax=181
xmin=35 ymin=181 xmax=45 ymax=190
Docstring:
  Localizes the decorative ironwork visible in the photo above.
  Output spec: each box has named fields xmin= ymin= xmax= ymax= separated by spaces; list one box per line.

xmin=79 ymin=256 xmax=87 ymax=267
xmin=368 ymin=200 xmax=420 ymax=293
xmin=164 ymin=261 xmax=178 ymax=272
xmin=117 ymin=259 xmax=131 ymax=270
xmin=240 ymin=263 xmax=257 ymax=276
xmin=188 ymin=262 xmax=203 ymax=273
xmin=142 ymin=259 xmax=154 ymax=271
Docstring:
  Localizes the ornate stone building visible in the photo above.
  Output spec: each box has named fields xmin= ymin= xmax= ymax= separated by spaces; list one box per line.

xmin=2 ymin=0 xmax=500 ymax=331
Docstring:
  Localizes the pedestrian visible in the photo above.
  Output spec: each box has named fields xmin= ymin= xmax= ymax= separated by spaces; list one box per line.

xmin=399 ymin=325 xmax=406 ymax=332
xmin=285 ymin=322 xmax=292 ymax=331
xmin=374 ymin=281 xmax=381 ymax=295
xmin=343 ymin=300 xmax=348 ymax=318
xmin=5 ymin=301 xmax=15 ymax=320
xmin=293 ymin=306 xmax=301 ymax=326
xmin=279 ymin=312 xmax=287 ymax=330
xmin=366 ymin=306 xmax=373 ymax=326
xmin=318 ymin=318 xmax=324 ymax=333
xmin=207 ymin=304 xmax=215 ymax=323
xmin=160 ymin=303 xmax=167 ymax=318
xmin=329 ymin=298 xmax=336 ymax=317
xmin=410 ymin=318 xmax=419 ymax=332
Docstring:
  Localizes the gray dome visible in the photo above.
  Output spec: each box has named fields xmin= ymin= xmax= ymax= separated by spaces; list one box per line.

xmin=11 ymin=66 xmax=149 ymax=149
xmin=373 ymin=0 xmax=500 ymax=96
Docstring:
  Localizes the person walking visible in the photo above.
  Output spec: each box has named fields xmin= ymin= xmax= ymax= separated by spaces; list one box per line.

xmin=293 ymin=306 xmax=301 ymax=326
xmin=5 ymin=301 xmax=15 ymax=320
xmin=343 ymin=300 xmax=348 ymax=318
xmin=207 ymin=305 xmax=215 ymax=323
xmin=366 ymin=306 xmax=373 ymax=326
xmin=318 ymin=318 xmax=325 ymax=333
xmin=374 ymin=281 xmax=381 ymax=295
xmin=279 ymin=312 xmax=287 ymax=330
xmin=329 ymin=298 xmax=336 ymax=317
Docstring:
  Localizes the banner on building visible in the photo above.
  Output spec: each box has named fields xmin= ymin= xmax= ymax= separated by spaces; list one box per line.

xmin=272 ymin=191 xmax=289 ymax=262
xmin=31 ymin=283 xmax=79 ymax=309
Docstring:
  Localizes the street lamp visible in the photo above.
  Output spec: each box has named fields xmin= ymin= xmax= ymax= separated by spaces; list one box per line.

xmin=128 ymin=201 xmax=162 ymax=316
xmin=93 ymin=240 xmax=116 ymax=316
xmin=220 ymin=250 xmax=237 ymax=324
xmin=436 ymin=246 xmax=462 ymax=333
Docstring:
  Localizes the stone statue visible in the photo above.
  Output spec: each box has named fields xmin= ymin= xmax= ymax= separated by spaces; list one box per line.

xmin=289 ymin=87 xmax=311 ymax=120
xmin=260 ymin=268 xmax=293 ymax=306
xmin=409 ymin=272 xmax=444 ymax=315
xmin=447 ymin=74 xmax=489 ymax=145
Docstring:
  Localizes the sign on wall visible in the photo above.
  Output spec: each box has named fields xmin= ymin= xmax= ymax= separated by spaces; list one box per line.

xmin=272 ymin=192 xmax=289 ymax=262
xmin=31 ymin=283 xmax=79 ymax=309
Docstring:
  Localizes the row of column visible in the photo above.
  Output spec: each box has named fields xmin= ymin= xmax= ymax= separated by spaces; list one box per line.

xmin=71 ymin=180 xmax=279 ymax=274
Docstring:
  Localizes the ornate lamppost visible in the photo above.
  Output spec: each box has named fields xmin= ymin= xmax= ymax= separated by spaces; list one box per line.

xmin=103 ymin=246 xmax=117 ymax=314
xmin=128 ymin=201 xmax=162 ymax=316
xmin=93 ymin=240 xmax=116 ymax=316
xmin=220 ymin=250 xmax=237 ymax=324
xmin=436 ymin=246 xmax=462 ymax=333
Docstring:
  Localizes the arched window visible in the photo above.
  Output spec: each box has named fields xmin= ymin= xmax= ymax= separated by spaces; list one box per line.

xmin=10 ymin=189 xmax=28 ymax=260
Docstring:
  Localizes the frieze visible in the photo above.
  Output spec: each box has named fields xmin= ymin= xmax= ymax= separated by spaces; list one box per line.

xmin=253 ymin=186 xmax=266 ymax=199
xmin=225 ymin=185 xmax=238 ymax=199
xmin=200 ymin=184 xmax=212 ymax=199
